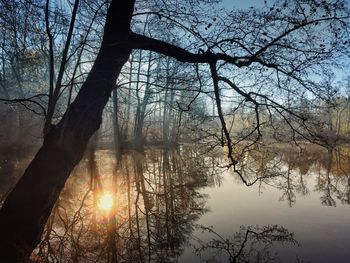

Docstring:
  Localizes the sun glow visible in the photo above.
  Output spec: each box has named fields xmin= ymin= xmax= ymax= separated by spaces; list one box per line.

xmin=97 ymin=192 xmax=114 ymax=212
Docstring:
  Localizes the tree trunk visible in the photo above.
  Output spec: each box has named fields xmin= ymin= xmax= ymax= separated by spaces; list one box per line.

xmin=112 ymin=89 xmax=122 ymax=160
xmin=134 ymin=51 xmax=153 ymax=151
xmin=123 ymin=59 xmax=133 ymax=142
xmin=0 ymin=1 xmax=135 ymax=261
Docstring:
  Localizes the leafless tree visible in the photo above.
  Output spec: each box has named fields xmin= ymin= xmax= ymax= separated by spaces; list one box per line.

xmin=0 ymin=0 xmax=349 ymax=261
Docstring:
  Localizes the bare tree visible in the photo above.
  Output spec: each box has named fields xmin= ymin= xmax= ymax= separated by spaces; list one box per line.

xmin=0 ymin=0 xmax=349 ymax=261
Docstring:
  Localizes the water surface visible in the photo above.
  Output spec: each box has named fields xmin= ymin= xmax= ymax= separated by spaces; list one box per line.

xmin=1 ymin=145 xmax=349 ymax=262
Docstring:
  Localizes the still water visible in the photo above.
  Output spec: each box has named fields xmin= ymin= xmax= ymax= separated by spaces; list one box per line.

xmin=1 ymin=144 xmax=349 ymax=262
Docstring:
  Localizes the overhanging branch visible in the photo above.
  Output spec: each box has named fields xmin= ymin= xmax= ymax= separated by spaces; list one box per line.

xmin=128 ymin=33 xmax=252 ymax=67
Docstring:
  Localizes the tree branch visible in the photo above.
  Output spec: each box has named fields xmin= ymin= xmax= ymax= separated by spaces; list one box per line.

xmin=129 ymin=33 xmax=252 ymax=67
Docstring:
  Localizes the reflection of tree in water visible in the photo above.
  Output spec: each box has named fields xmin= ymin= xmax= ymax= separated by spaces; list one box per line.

xmin=315 ymin=149 xmax=338 ymax=206
xmin=315 ymin=147 xmax=350 ymax=206
xmin=233 ymin=144 xmax=287 ymax=190
xmin=235 ymin=145 xmax=350 ymax=207
xmin=194 ymin=224 xmax=300 ymax=263
xmin=33 ymin=147 xmax=218 ymax=262
xmin=276 ymin=150 xmax=313 ymax=207
xmin=334 ymin=148 xmax=350 ymax=205
xmin=2 ymin=143 xmax=350 ymax=261
xmin=235 ymin=145 xmax=308 ymax=207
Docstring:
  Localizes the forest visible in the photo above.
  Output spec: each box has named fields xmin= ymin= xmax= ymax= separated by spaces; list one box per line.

xmin=0 ymin=0 xmax=349 ymax=262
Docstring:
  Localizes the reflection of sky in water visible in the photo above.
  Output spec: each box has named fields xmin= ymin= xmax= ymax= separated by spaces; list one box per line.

xmin=181 ymin=163 xmax=350 ymax=262
xmin=1 ymin=146 xmax=350 ymax=262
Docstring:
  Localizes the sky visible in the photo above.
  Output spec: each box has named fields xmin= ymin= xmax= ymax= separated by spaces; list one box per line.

xmin=222 ymin=0 xmax=350 ymax=10
xmin=222 ymin=0 xmax=265 ymax=9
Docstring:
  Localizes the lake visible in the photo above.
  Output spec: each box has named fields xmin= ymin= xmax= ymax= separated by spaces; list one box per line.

xmin=1 ymin=144 xmax=349 ymax=262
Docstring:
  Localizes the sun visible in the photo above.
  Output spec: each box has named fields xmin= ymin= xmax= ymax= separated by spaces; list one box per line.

xmin=97 ymin=192 xmax=114 ymax=212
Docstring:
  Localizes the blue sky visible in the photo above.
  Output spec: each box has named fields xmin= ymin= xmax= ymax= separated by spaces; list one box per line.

xmin=222 ymin=0 xmax=350 ymax=9
xmin=222 ymin=0 xmax=265 ymax=9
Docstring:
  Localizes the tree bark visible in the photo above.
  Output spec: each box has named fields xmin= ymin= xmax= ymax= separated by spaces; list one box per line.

xmin=0 ymin=1 xmax=135 ymax=261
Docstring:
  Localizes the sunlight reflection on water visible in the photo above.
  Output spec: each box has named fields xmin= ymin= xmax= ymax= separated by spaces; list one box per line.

xmin=1 ymin=145 xmax=350 ymax=262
